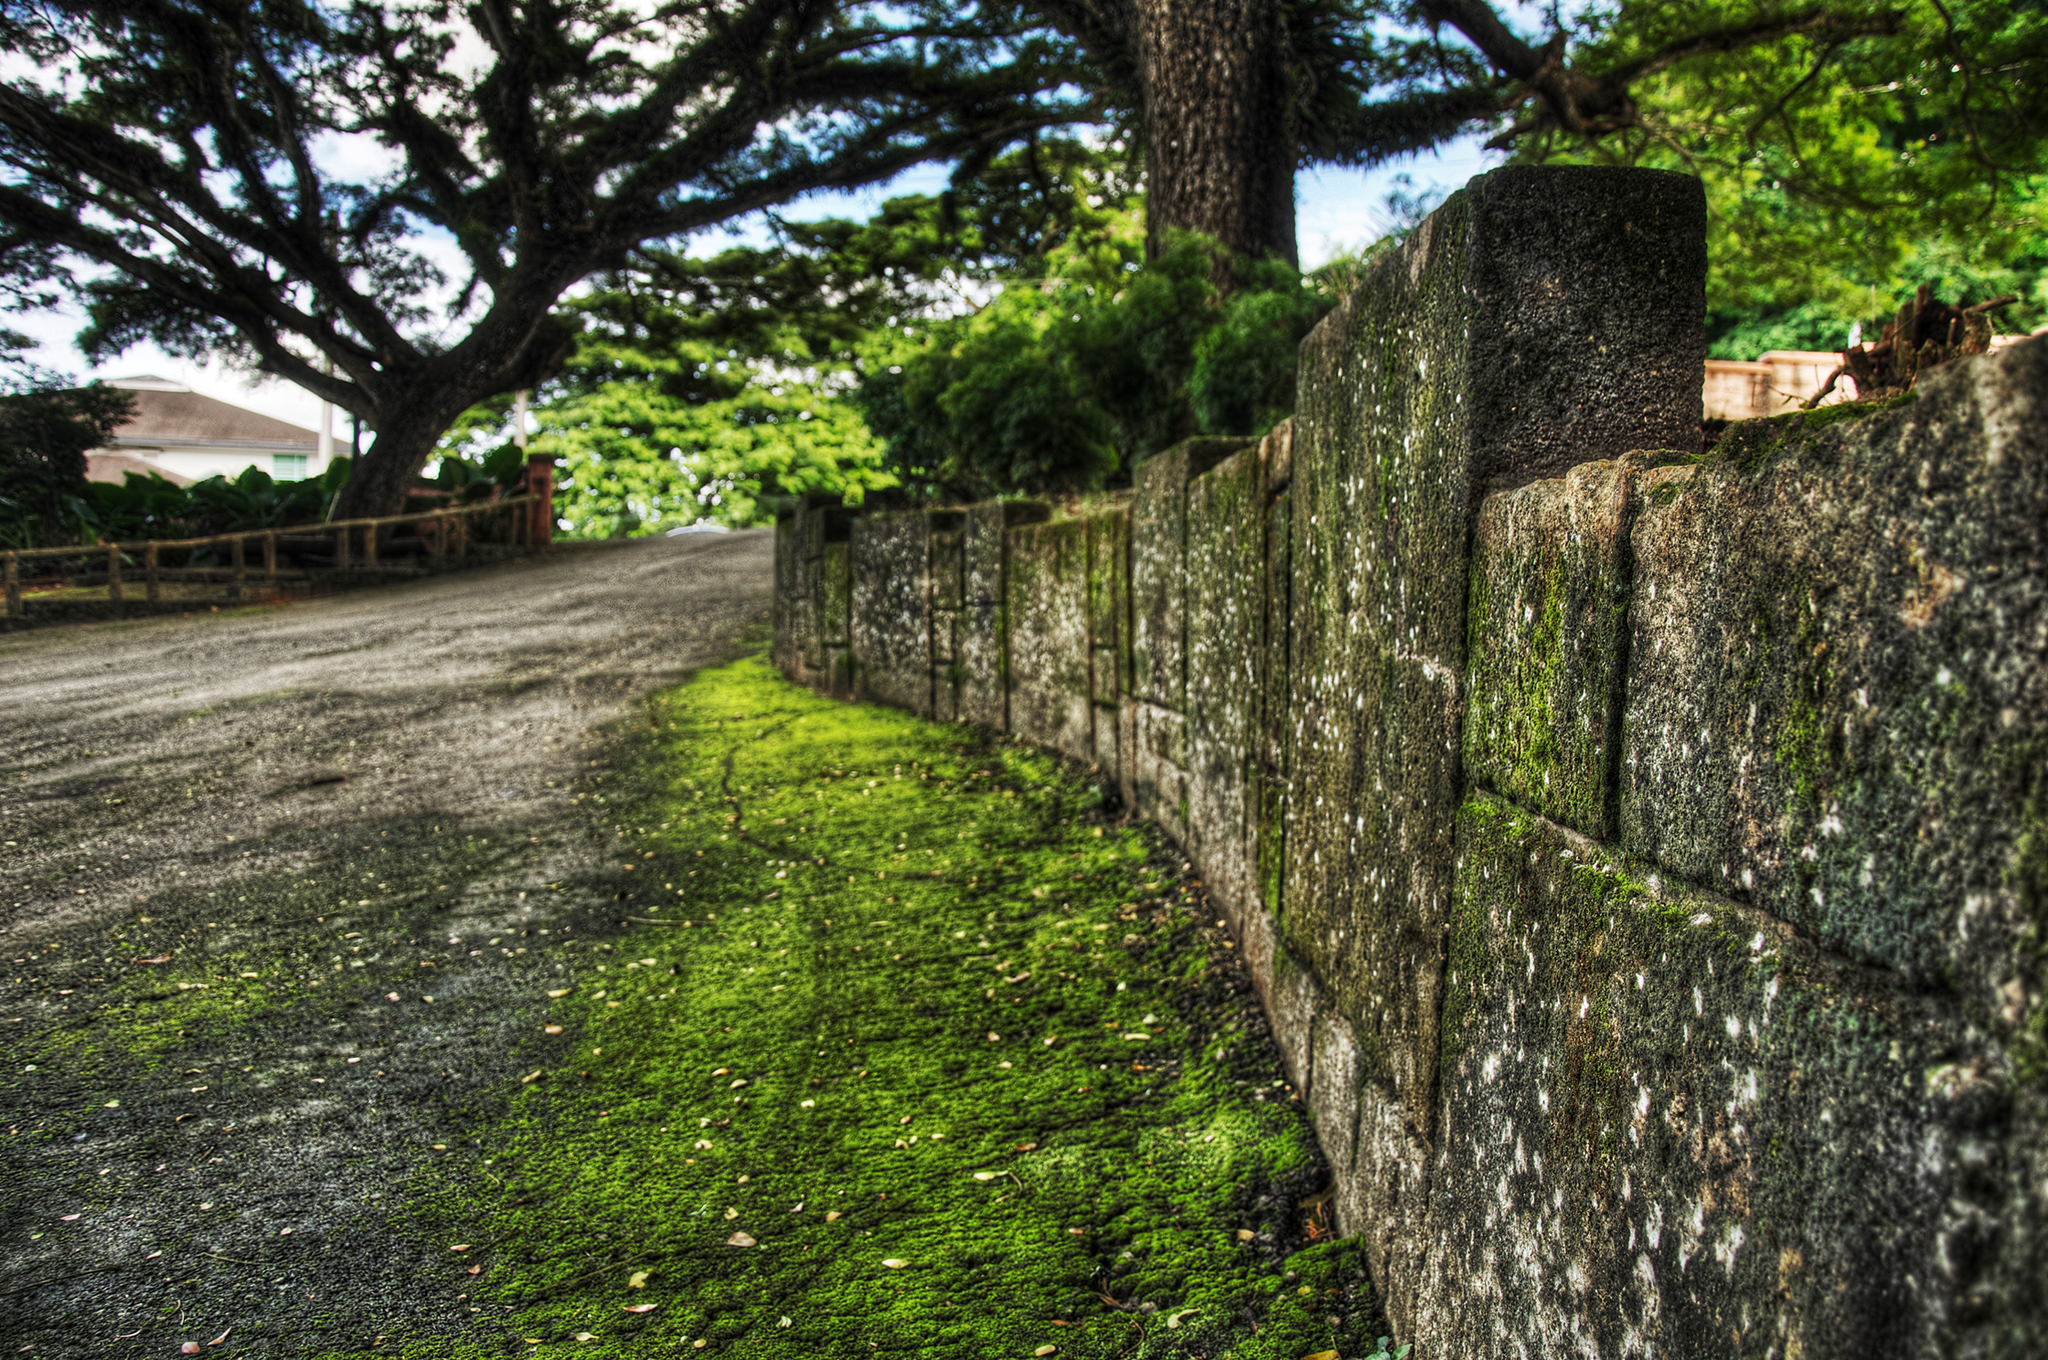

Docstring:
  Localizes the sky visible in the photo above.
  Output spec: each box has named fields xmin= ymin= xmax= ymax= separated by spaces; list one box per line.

xmin=10 ymin=137 xmax=1502 ymax=435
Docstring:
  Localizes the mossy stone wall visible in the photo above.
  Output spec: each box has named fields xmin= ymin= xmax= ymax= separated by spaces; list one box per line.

xmin=771 ymin=165 xmax=2048 ymax=1358
xmin=1005 ymin=516 xmax=1096 ymax=766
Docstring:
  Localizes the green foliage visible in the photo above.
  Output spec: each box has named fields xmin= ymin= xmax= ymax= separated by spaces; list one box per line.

xmin=0 ymin=379 xmax=133 ymax=547
xmin=855 ymin=226 xmax=1339 ymax=501
xmin=1527 ymin=0 xmax=2048 ymax=352
xmin=538 ymin=381 xmax=895 ymax=538
xmin=438 ymin=144 xmax=1145 ymax=533
xmin=56 ymin=459 xmax=353 ymax=546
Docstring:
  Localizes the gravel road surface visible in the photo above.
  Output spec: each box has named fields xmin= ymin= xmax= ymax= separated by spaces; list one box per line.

xmin=0 ymin=532 xmax=773 ymax=1357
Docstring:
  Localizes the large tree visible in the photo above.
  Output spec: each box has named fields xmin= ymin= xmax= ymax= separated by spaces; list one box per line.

xmin=0 ymin=0 xmax=1097 ymax=516
xmin=1035 ymin=0 xmax=2045 ymax=279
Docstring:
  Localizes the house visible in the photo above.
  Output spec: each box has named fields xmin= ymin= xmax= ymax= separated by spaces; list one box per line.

xmin=86 ymin=375 xmax=333 ymax=486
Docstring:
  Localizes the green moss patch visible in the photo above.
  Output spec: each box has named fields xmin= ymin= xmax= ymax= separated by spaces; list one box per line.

xmin=390 ymin=656 xmax=1377 ymax=1359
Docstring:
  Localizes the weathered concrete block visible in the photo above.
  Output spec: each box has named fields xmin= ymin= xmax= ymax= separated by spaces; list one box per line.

xmin=1132 ymin=438 xmax=1252 ymax=710
xmin=1186 ymin=443 xmax=1270 ymax=929
xmin=850 ymin=512 xmax=933 ymax=717
xmin=824 ymin=645 xmax=852 ymax=699
xmin=929 ymin=514 xmax=964 ymax=612
xmin=1126 ymin=700 xmax=1189 ymax=842
xmin=1622 ymin=339 xmax=2048 ymax=1016
xmin=1005 ymin=517 xmax=1094 ymax=765
xmin=819 ymin=541 xmax=850 ymax=648
xmin=772 ymin=512 xmax=805 ymax=676
xmin=1285 ymin=163 xmax=1706 ymax=1148
xmin=1463 ymin=457 xmax=1679 ymax=837
xmin=1086 ymin=507 xmax=1130 ymax=702
xmin=1423 ymin=789 xmax=2041 ymax=1358
xmin=957 ymin=601 xmax=1005 ymax=729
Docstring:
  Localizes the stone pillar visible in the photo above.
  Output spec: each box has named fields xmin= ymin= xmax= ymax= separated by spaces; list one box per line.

xmin=1283 ymin=164 xmax=1705 ymax=1333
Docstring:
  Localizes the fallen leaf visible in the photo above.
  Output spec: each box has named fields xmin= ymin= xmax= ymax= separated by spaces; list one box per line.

xmin=58 ymin=1214 xmax=79 ymax=1222
xmin=777 ymin=1316 xmax=792 ymax=1329
xmin=208 ymin=1329 xmax=231 ymax=1346
xmin=181 ymin=1345 xmax=202 ymax=1355
xmin=723 ymin=1207 xmax=739 ymax=1220
xmin=799 ymin=1099 xmax=815 ymax=1109
xmin=1167 ymin=1310 xmax=1196 ymax=1330
xmin=825 ymin=1211 xmax=841 ymax=1222
xmin=1014 ymin=1143 xmax=1037 ymax=1152
xmin=629 ymin=1270 xmax=651 ymax=1288
xmin=622 ymin=1304 xmax=657 ymax=1314
xmin=548 ymin=988 xmax=573 ymax=998
xmin=573 ymin=1332 xmax=597 ymax=1342
xmin=972 ymin=1172 xmax=997 ymax=1181
xmin=1235 ymin=1229 xmax=1255 ymax=1241
xmin=140 ymin=953 xmax=173 ymax=965
xmin=1036 ymin=1348 xmax=1059 ymax=1357
xmin=726 ymin=1231 xmax=756 ymax=1247
xmin=451 ymin=1244 xmax=470 ymax=1253
xmin=986 ymin=1032 xmax=1000 ymax=1042
xmin=521 ymin=1071 xmax=544 ymax=1084
xmin=880 ymin=1259 xmax=907 ymax=1269
xmin=467 ymin=1265 xmax=482 ymax=1275
xmin=544 ymin=1025 xmax=564 ymax=1035
xmin=1301 ymin=1352 xmax=1341 ymax=1360
xmin=385 ymin=993 xmax=400 ymax=1002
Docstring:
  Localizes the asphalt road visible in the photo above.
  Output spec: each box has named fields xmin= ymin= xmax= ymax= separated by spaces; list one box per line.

xmin=0 ymin=531 xmax=774 ymax=1357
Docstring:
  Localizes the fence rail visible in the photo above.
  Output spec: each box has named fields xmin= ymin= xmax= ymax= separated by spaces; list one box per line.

xmin=4 ymin=493 xmax=547 ymax=622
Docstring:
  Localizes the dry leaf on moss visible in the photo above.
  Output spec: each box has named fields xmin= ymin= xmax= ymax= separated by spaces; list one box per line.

xmin=726 ymin=1231 xmax=756 ymax=1247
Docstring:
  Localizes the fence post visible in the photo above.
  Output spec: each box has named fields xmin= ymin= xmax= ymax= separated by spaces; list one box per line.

xmin=366 ymin=521 xmax=379 ymax=567
xmin=145 ymin=541 xmax=160 ymax=602
xmin=336 ymin=523 xmax=351 ymax=569
xmin=106 ymin=543 xmax=123 ymax=605
xmin=4 ymin=552 xmax=18 ymax=618
xmin=263 ymin=532 xmax=277 ymax=583
xmin=230 ymin=535 xmax=246 ymax=602
xmin=526 ymin=455 xmax=556 ymax=546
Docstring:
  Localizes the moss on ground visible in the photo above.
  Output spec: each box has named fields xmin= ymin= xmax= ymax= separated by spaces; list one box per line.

xmin=361 ymin=655 xmax=1376 ymax=1358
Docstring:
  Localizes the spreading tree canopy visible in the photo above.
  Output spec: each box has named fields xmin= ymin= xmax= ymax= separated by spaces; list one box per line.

xmin=1034 ymin=0 xmax=2045 ymax=293
xmin=0 ymin=0 xmax=1097 ymax=515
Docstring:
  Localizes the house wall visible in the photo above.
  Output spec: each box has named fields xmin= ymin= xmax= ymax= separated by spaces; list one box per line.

xmin=773 ymin=165 xmax=2048 ymax=1359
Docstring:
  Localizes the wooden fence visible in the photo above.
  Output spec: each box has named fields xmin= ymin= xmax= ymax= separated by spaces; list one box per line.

xmin=3 ymin=493 xmax=547 ymax=623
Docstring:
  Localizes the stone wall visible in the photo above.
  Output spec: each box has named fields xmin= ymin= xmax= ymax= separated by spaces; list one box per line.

xmin=773 ymin=165 xmax=2048 ymax=1358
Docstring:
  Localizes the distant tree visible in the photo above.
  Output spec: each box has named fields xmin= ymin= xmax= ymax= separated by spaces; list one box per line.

xmin=0 ymin=337 xmax=134 ymax=547
xmin=0 ymin=0 xmax=1098 ymax=517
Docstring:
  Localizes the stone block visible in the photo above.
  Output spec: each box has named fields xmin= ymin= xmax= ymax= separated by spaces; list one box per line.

xmin=1091 ymin=701 xmax=1121 ymax=786
xmin=1284 ymin=165 xmax=1707 ymax=1156
xmin=1086 ymin=507 xmax=1130 ymax=700
xmin=1422 ymin=789 xmax=2040 ymax=1358
xmin=1621 ymin=339 xmax=2048 ymax=1017
xmin=1005 ymin=517 xmax=1094 ymax=765
xmin=819 ymin=541 xmax=850 ymax=648
xmin=1185 ymin=443 xmax=1270 ymax=925
xmin=1263 ymin=418 xmax=1294 ymax=494
xmin=1132 ymin=437 xmax=1252 ymax=709
xmin=957 ymin=601 xmax=1005 ymax=729
xmin=929 ymin=514 xmax=964 ymax=611
xmin=1267 ymin=943 xmax=1323 ymax=1095
xmin=1463 ymin=456 xmax=1673 ymax=837
xmin=772 ymin=512 xmax=805 ymax=676
xmin=1126 ymin=700 xmax=1189 ymax=842
xmin=850 ymin=512 xmax=933 ymax=716
xmin=824 ymin=646 xmax=852 ymax=699
xmin=964 ymin=499 xmax=1049 ymax=603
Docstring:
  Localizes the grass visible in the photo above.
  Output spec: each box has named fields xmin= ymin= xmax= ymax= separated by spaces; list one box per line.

xmin=380 ymin=654 xmax=1380 ymax=1359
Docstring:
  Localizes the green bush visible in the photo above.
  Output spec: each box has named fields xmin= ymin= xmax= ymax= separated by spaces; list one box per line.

xmin=854 ymin=230 xmax=1338 ymax=501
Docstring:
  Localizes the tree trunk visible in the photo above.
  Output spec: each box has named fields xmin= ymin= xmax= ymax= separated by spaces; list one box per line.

xmin=1132 ymin=0 xmax=1297 ymax=272
xmin=330 ymin=408 xmax=465 ymax=521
